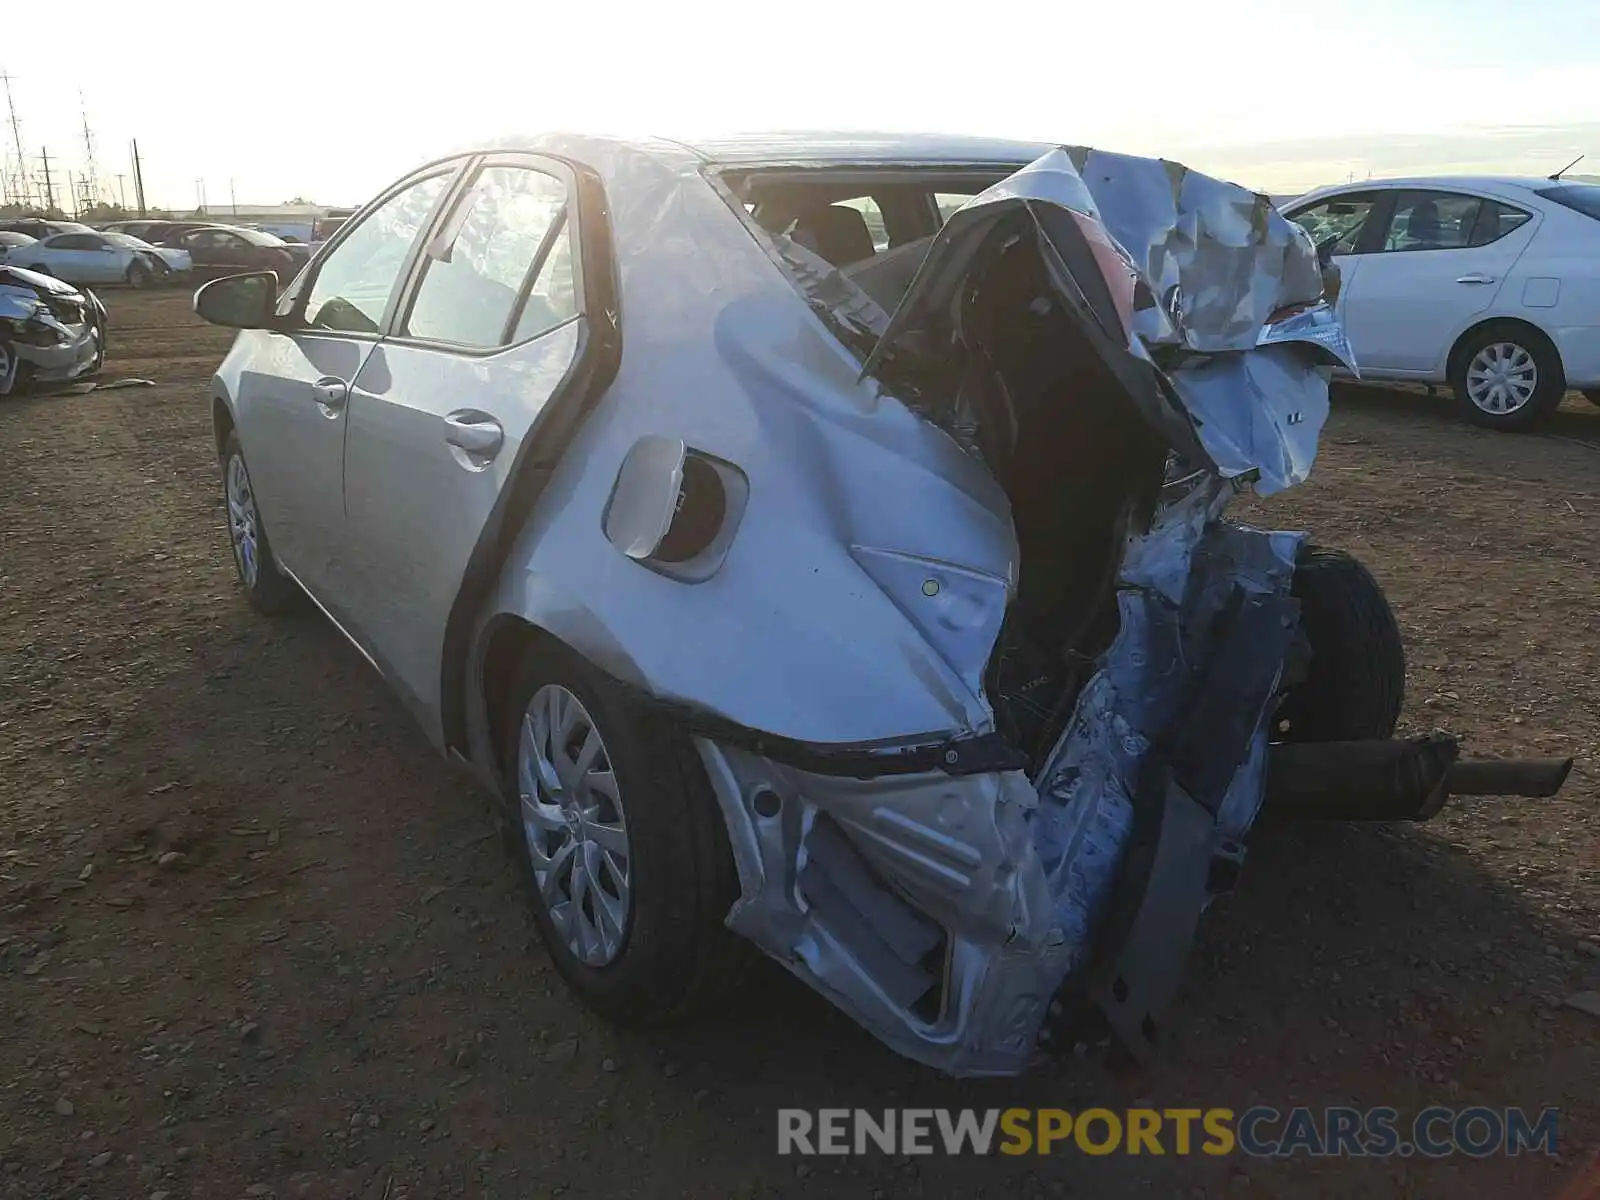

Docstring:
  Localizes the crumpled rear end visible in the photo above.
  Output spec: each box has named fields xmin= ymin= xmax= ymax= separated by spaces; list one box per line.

xmin=697 ymin=146 xmax=1350 ymax=1075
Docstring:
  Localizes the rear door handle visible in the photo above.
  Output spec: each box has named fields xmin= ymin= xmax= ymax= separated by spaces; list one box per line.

xmin=1456 ymin=273 xmax=1496 ymax=285
xmin=311 ymin=376 xmax=348 ymax=412
xmin=443 ymin=411 xmax=504 ymax=459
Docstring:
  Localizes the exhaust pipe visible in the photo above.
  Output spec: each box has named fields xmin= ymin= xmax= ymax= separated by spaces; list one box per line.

xmin=1446 ymin=756 xmax=1572 ymax=798
xmin=1263 ymin=734 xmax=1573 ymax=823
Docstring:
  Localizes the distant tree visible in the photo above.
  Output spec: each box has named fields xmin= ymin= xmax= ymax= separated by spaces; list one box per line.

xmin=282 ymin=195 xmax=313 ymax=205
xmin=0 ymin=202 xmax=68 ymax=220
xmin=78 ymin=202 xmax=131 ymax=223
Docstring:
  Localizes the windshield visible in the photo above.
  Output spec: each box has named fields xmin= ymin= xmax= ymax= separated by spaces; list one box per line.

xmin=1535 ymin=183 xmax=1600 ymax=221
xmin=104 ymin=233 xmax=156 ymax=248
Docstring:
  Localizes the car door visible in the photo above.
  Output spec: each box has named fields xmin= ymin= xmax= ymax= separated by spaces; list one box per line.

xmin=1283 ymin=189 xmax=1387 ymax=360
xmin=215 ymin=231 xmax=258 ymax=274
xmin=1336 ymin=189 xmax=1537 ymax=376
xmin=80 ymin=235 xmax=129 ymax=282
xmin=35 ymin=234 xmax=93 ymax=281
xmin=230 ymin=164 xmax=461 ymax=608
xmin=335 ymin=154 xmax=588 ymax=735
xmin=179 ymin=230 xmax=223 ymax=276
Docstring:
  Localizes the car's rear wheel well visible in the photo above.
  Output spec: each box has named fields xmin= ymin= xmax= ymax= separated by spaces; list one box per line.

xmin=479 ymin=617 xmax=567 ymax=770
xmin=1446 ymin=317 xmax=1562 ymax=385
xmin=211 ymin=397 xmax=235 ymax=458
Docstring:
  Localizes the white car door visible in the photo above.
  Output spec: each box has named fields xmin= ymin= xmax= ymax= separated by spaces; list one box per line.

xmin=80 ymin=235 xmax=130 ymax=283
xmin=1284 ymin=190 xmax=1385 ymax=360
xmin=34 ymin=235 xmax=94 ymax=281
xmin=1337 ymin=189 xmax=1537 ymax=376
xmin=334 ymin=154 xmax=589 ymax=737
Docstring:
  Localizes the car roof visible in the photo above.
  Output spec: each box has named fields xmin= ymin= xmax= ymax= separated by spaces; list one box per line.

xmin=1293 ymin=175 xmax=1570 ymax=203
xmin=483 ymin=130 xmax=1054 ymax=172
xmin=664 ymin=130 xmax=1054 ymax=167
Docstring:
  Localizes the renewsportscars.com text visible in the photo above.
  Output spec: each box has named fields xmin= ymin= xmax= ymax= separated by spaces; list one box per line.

xmin=777 ymin=1106 xmax=1560 ymax=1158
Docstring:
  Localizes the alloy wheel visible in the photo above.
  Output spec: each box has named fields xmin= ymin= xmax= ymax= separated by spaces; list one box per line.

xmin=225 ymin=453 xmax=261 ymax=587
xmin=517 ymin=684 xmax=632 ymax=967
xmin=1465 ymin=341 xmax=1537 ymax=415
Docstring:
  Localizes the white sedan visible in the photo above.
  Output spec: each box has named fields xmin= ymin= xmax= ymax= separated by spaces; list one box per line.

xmin=1283 ymin=177 xmax=1600 ymax=429
xmin=4 ymin=230 xmax=191 ymax=288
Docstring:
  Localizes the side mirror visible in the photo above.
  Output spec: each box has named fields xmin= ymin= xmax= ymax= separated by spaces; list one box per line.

xmin=194 ymin=271 xmax=279 ymax=329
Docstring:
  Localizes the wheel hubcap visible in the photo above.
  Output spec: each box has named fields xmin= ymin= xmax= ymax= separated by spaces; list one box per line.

xmin=517 ymin=684 xmax=632 ymax=967
xmin=225 ymin=454 xmax=260 ymax=587
xmin=1465 ymin=342 xmax=1537 ymax=414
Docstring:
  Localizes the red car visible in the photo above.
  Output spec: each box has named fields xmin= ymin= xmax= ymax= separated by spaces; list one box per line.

xmin=171 ymin=225 xmax=301 ymax=282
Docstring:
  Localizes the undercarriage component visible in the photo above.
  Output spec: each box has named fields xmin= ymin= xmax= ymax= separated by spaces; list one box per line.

xmin=1262 ymin=733 xmax=1574 ymax=821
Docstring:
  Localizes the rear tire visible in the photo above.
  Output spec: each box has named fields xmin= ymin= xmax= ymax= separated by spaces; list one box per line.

xmin=1449 ymin=323 xmax=1564 ymax=431
xmin=220 ymin=430 xmax=299 ymax=615
xmin=500 ymin=641 xmax=744 ymax=1024
xmin=1278 ymin=545 xmax=1405 ymax=742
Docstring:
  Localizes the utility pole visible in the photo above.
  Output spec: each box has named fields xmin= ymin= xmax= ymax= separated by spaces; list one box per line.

xmin=115 ymin=173 xmax=126 ymax=210
xmin=195 ymin=178 xmax=206 ymax=214
xmin=39 ymin=146 xmax=54 ymax=213
xmin=66 ymin=170 xmax=77 ymax=218
xmin=2 ymin=71 xmax=28 ymax=207
xmin=230 ymin=177 xmax=237 ymax=216
xmin=131 ymin=139 xmax=146 ymax=216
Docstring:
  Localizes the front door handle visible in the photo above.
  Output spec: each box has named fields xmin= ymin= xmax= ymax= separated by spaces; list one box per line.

xmin=1456 ymin=273 xmax=1496 ymax=285
xmin=311 ymin=376 xmax=349 ymax=412
xmin=443 ymin=411 xmax=504 ymax=459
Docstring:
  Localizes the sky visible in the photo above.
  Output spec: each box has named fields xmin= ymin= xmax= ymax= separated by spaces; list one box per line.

xmin=3 ymin=0 xmax=1597 ymax=213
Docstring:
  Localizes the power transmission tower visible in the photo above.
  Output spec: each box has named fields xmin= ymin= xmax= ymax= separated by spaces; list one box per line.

xmin=2 ymin=70 xmax=29 ymax=207
xmin=76 ymin=91 xmax=101 ymax=212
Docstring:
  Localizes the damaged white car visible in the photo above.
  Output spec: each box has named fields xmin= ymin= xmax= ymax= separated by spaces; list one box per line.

xmin=195 ymin=133 xmax=1572 ymax=1077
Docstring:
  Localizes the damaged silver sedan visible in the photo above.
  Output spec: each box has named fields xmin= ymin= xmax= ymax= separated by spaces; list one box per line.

xmin=0 ymin=265 xmax=107 ymax=395
xmin=195 ymin=133 xmax=1572 ymax=1077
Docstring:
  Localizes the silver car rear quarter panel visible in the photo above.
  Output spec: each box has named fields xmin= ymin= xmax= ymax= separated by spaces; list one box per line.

xmin=476 ymin=135 xmax=1016 ymax=745
xmin=471 ymin=136 xmax=1343 ymax=1075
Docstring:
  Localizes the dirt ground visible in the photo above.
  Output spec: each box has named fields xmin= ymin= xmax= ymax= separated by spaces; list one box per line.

xmin=1 ymin=290 xmax=1597 ymax=1200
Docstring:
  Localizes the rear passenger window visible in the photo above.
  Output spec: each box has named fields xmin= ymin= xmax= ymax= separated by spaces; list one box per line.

xmin=404 ymin=165 xmax=573 ymax=349
xmin=1470 ymin=200 xmax=1533 ymax=246
xmin=1382 ymin=191 xmax=1480 ymax=252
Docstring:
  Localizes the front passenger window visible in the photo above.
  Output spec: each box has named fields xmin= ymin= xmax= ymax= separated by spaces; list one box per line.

xmin=303 ymin=173 xmax=451 ymax=335
xmin=1289 ymin=194 xmax=1378 ymax=256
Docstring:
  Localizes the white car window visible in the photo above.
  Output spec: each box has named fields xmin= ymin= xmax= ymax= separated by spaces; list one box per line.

xmin=511 ymin=212 xmax=578 ymax=344
xmin=1383 ymin=191 xmax=1480 ymax=252
xmin=1289 ymin=194 xmax=1380 ymax=255
xmin=1470 ymin=201 xmax=1533 ymax=246
xmin=404 ymin=165 xmax=572 ymax=349
xmin=303 ymin=173 xmax=451 ymax=335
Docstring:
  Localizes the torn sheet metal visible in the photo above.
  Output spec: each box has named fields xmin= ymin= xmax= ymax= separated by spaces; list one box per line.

xmin=698 ymin=477 xmax=1304 ymax=1076
xmin=860 ymin=147 xmax=1349 ymax=492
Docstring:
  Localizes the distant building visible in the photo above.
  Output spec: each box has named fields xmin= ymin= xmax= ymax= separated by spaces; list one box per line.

xmin=198 ymin=202 xmax=350 ymax=243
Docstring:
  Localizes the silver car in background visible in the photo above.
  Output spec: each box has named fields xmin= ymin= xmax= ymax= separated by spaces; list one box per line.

xmin=7 ymin=230 xmax=190 ymax=287
xmin=194 ymin=132 xmax=1569 ymax=1076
